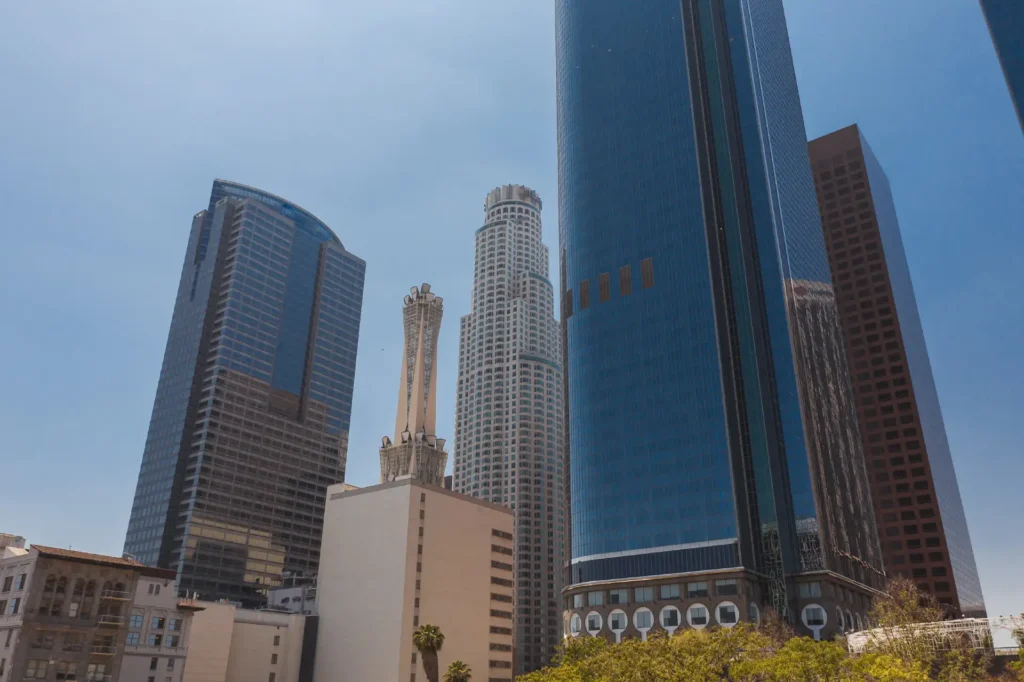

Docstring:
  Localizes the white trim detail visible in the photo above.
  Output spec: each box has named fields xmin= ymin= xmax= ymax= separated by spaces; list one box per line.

xmin=571 ymin=538 xmax=738 ymax=564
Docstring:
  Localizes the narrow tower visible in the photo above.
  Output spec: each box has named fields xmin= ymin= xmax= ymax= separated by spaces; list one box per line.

xmin=453 ymin=185 xmax=565 ymax=672
xmin=380 ymin=284 xmax=448 ymax=486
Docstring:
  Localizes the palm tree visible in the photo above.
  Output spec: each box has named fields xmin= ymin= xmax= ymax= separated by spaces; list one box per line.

xmin=443 ymin=660 xmax=472 ymax=682
xmin=413 ymin=624 xmax=445 ymax=682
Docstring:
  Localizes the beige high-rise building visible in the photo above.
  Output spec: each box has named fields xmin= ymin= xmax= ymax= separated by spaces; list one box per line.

xmin=314 ymin=479 xmax=514 ymax=682
xmin=452 ymin=185 xmax=565 ymax=672
xmin=380 ymin=284 xmax=448 ymax=486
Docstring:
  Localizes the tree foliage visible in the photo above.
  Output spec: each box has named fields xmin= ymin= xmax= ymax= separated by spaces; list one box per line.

xmin=518 ymin=581 xmax=1008 ymax=681
xmin=444 ymin=659 xmax=472 ymax=682
xmin=414 ymin=624 xmax=446 ymax=682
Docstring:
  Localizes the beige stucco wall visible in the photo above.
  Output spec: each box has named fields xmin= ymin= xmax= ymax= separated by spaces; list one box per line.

xmin=181 ymin=602 xmax=235 ymax=682
xmin=225 ymin=610 xmax=304 ymax=682
xmin=314 ymin=481 xmax=414 ymax=682
xmin=314 ymin=479 xmax=513 ymax=682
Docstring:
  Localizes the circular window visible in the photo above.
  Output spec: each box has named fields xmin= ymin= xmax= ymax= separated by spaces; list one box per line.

xmin=608 ymin=609 xmax=627 ymax=642
xmin=748 ymin=602 xmax=761 ymax=626
xmin=801 ymin=604 xmax=827 ymax=639
xmin=659 ymin=605 xmax=682 ymax=633
xmin=836 ymin=608 xmax=845 ymax=632
xmin=716 ymin=601 xmax=739 ymax=628
xmin=686 ymin=603 xmax=709 ymax=630
xmin=569 ymin=613 xmax=582 ymax=637
xmin=585 ymin=611 xmax=603 ymax=637
xmin=633 ymin=607 xmax=654 ymax=635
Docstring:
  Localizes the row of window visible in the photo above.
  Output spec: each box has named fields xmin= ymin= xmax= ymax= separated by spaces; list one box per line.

xmin=565 ymin=258 xmax=655 ymax=316
xmin=569 ymin=602 xmax=747 ymax=636
xmin=571 ymin=579 xmax=739 ymax=608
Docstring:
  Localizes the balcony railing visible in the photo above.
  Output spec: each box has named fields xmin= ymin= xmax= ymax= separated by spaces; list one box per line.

xmin=100 ymin=589 xmax=132 ymax=601
xmin=96 ymin=615 xmax=125 ymax=627
xmin=89 ymin=645 xmax=117 ymax=656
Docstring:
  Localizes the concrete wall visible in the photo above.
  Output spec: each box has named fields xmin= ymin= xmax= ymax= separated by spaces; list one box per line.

xmin=314 ymin=481 xmax=413 ymax=682
xmin=226 ymin=610 xmax=304 ymax=682
xmin=121 ymin=575 xmax=193 ymax=682
xmin=181 ymin=603 xmax=235 ymax=682
xmin=313 ymin=479 xmax=514 ymax=682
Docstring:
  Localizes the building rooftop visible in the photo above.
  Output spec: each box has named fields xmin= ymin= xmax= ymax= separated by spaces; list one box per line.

xmin=30 ymin=545 xmax=176 ymax=578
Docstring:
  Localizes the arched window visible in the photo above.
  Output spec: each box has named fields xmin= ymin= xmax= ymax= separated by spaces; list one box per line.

xmin=69 ymin=579 xmax=85 ymax=618
xmin=38 ymin=575 xmax=57 ymax=614
xmin=51 ymin=577 xmax=68 ymax=616
xmin=80 ymin=581 xmax=96 ymax=619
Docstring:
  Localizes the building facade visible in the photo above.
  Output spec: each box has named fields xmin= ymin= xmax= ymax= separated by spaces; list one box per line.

xmin=379 ymin=284 xmax=448 ymax=487
xmin=181 ymin=602 xmax=311 ymax=682
xmin=120 ymin=573 xmax=202 ymax=682
xmin=809 ymin=124 xmax=987 ymax=617
xmin=0 ymin=545 xmax=194 ymax=682
xmin=556 ymin=0 xmax=883 ymax=641
xmin=0 ymin=537 xmax=24 ymax=553
xmin=981 ymin=0 xmax=1024 ymax=132
xmin=314 ymin=479 xmax=514 ymax=682
xmin=452 ymin=185 xmax=565 ymax=671
xmin=124 ymin=180 xmax=365 ymax=606
xmin=266 ymin=575 xmax=318 ymax=616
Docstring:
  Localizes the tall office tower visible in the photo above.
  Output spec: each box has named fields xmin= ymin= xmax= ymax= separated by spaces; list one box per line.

xmin=380 ymin=284 xmax=448 ymax=486
xmin=453 ymin=185 xmax=565 ymax=672
xmin=809 ymin=125 xmax=987 ymax=617
xmin=557 ymin=0 xmax=884 ymax=641
xmin=981 ymin=0 xmax=1024 ymax=133
xmin=124 ymin=180 xmax=365 ymax=606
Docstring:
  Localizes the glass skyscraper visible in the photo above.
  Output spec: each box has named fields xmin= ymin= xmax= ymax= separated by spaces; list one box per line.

xmin=124 ymin=180 xmax=365 ymax=606
xmin=981 ymin=0 xmax=1024 ymax=133
xmin=557 ymin=0 xmax=883 ymax=640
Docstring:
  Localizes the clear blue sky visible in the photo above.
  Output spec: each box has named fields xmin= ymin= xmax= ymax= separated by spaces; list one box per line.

xmin=1 ymin=1 xmax=1020 ymax=616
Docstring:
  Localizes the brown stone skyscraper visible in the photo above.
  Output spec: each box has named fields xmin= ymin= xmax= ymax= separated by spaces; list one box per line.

xmin=809 ymin=125 xmax=985 ymax=616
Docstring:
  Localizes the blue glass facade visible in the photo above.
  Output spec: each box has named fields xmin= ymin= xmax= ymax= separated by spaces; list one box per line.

xmin=982 ymin=0 xmax=1024 ymax=132
xmin=124 ymin=181 xmax=364 ymax=605
xmin=557 ymin=0 xmax=882 ymax=614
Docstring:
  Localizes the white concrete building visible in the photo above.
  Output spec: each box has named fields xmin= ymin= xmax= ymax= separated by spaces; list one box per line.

xmin=181 ymin=602 xmax=308 ymax=682
xmin=266 ymin=576 xmax=317 ymax=616
xmin=314 ymin=479 xmax=514 ymax=682
xmin=452 ymin=184 xmax=565 ymax=672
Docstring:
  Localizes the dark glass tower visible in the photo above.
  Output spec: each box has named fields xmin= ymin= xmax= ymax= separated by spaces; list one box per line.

xmin=124 ymin=180 xmax=365 ymax=606
xmin=810 ymin=125 xmax=986 ymax=617
xmin=981 ymin=0 xmax=1024 ymax=133
xmin=557 ymin=0 xmax=883 ymax=640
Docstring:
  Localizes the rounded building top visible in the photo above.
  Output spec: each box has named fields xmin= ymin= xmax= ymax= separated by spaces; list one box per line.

xmin=213 ymin=179 xmax=342 ymax=246
xmin=484 ymin=184 xmax=542 ymax=211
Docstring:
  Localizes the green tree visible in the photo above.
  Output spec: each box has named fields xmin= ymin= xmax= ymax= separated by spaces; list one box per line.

xmin=413 ymin=624 xmax=445 ymax=682
xmin=444 ymin=659 xmax=472 ymax=682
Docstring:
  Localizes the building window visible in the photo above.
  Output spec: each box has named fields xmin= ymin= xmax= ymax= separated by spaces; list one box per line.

xmin=633 ymin=608 xmax=654 ymax=631
xmin=150 ymin=657 xmax=159 ymax=670
xmin=659 ymin=606 xmax=681 ymax=629
xmin=572 ymin=594 xmax=584 ymax=609
xmin=26 ymin=660 xmax=48 ymax=679
xmin=641 ymin=258 xmax=654 ymax=289
xmin=56 ymin=662 xmax=77 ymax=680
xmin=7 ymin=598 xmax=19 ymax=615
xmin=166 ymin=636 xmax=179 ymax=648
xmin=598 ymin=273 xmax=610 ymax=302
xmin=130 ymin=613 xmax=144 ymax=629
xmin=586 ymin=612 xmax=603 ymax=634
xmin=659 ymin=584 xmax=680 ymax=599
xmin=715 ymin=579 xmax=738 ymax=596
xmin=569 ymin=613 xmax=582 ymax=636
xmin=798 ymin=582 xmax=822 ymax=599
xmin=168 ymin=618 xmax=182 ymax=632
xmin=579 ymin=280 xmax=590 ymax=310
xmin=0 ymin=658 xmax=5 ymax=677
xmin=269 ymin=675 xmax=276 ymax=682
xmin=271 ymin=654 xmax=278 ymax=665
xmin=608 ymin=589 xmax=628 ymax=605
xmin=687 ymin=605 xmax=709 ymax=628
xmin=148 ymin=634 xmax=163 ymax=646
xmin=634 ymin=586 xmax=653 ymax=603
xmin=619 ymin=265 xmax=632 ymax=295
xmin=1 ymin=577 xmax=11 ymax=592
xmin=587 ymin=591 xmax=603 ymax=606
xmin=717 ymin=602 xmax=739 ymax=627
xmin=687 ymin=582 xmax=708 ymax=598
xmin=273 ymin=635 xmax=280 ymax=646
xmin=151 ymin=617 xmax=166 ymax=630
xmin=15 ymin=575 xmax=25 ymax=590
xmin=127 ymin=632 xmax=140 ymax=646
